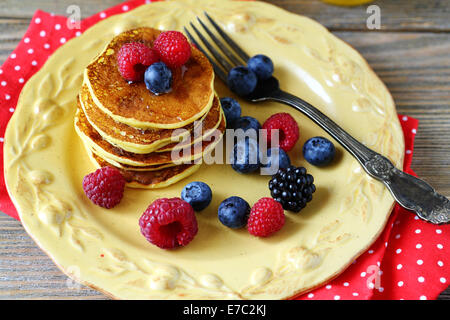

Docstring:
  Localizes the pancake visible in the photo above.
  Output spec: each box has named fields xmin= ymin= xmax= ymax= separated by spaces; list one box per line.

xmin=86 ymin=147 xmax=177 ymax=172
xmin=79 ymin=84 xmax=208 ymax=154
xmin=74 ymin=98 xmax=225 ymax=167
xmin=87 ymin=150 xmax=201 ymax=189
xmin=84 ymin=27 xmax=215 ymax=129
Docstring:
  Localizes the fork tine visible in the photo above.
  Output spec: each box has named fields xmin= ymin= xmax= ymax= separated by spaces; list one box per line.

xmin=204 ymin=12 xmax=250 ymax=62
xmin=196 ymin=17 xmax=244 ymax=67
xmin=184 ymin=27 xmax=228 ymax=83
xmin=189 ymin=22 xmax=234 ymax=73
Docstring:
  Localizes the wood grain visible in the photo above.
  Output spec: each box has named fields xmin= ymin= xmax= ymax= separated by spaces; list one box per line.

xmin=263 ymin=0 xmax=450 ymax=31
xmin=0 ymin=0 xmax=449 ymax=300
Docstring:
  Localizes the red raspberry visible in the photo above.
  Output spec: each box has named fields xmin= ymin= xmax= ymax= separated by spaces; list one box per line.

xmin=82 ymin=167 xmax=125 ymax=209
xmin=262 ymin=113 xmax=299 ymax=152
xmin=117 ymin=42 xmax=159 ymax=82
xmin=247 ymin=197 xmax=285 ymax=237
xmin=153 ymin=31 xmax=192 ymax=68
xmin=139 ymin=198 xmax=198 ymax=249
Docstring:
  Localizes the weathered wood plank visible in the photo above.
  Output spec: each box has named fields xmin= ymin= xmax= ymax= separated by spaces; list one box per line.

xmin=0 ymin=0 xmax=448 ymax=31
xmin=0 ymin=0 xmax=121 ymax=19
xmin=263 ymin=0 xmax=450 ymax=31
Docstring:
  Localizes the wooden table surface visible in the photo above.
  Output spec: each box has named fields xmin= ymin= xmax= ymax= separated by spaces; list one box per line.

xmin=0 ymin=0 xmax=449 ymax=300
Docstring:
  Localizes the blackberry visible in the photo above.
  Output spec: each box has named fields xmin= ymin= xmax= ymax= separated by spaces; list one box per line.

xmin=268 ymin=165 xmax=316 ymax=213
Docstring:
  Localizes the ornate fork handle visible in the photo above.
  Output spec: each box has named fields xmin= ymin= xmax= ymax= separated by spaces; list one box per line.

xmin=271 ymin=90 xmax=450 ymax=224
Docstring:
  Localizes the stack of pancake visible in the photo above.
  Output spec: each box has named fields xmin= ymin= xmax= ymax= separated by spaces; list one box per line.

xmin=74 ymin=28 xmax=225 ymax=189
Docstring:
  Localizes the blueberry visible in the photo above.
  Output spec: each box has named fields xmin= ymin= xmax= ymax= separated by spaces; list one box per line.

xmin=303 ymin=136 xmax=336 ymax=166
xmin=218 ymin=196 xmax=251 ymax=229
xmin=144 ymin=62 xmax=172 ymax=95
xmin=233 ymin=116 xmax=262 ymax=133
xmin=181 ymin=181 xmax=212 ymax=211
xmin=220 ymin=97 xmax=241 ymax=128
xmin=262 ymin=147 xmax=291 ymax=174
xmin=230 ymin=137 xmax=261 ymax=174
xmin=227 ymin=66 xmax=258 ymax=96
xmin=247 ymin=54 xmax=274 ymax=80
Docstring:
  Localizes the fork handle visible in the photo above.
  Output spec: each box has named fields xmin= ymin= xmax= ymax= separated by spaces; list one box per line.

xmin=270 ymin=90 xmax=450 ymax=224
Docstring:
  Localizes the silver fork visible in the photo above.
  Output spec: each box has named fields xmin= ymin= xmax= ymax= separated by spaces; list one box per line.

xmin=184 ymin=13 xmax=450 ymax=224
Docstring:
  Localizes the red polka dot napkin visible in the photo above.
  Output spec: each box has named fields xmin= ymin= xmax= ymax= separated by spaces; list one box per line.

xmin=0 ymin=0 xmax=448 ymax=300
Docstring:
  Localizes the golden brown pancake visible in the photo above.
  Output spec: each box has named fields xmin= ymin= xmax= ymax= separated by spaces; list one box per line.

xmin=79 ymin=84 xmax=206 ymax=154
xmin=89 ymin=151 xmax=201 ymax=189
xmin=74 ymin=99 xmax=225 ymax=167
xmin=84 ymin=27 xmax=215 ymax=129
xmin=88 ymin=149 xmax=178 ymax=172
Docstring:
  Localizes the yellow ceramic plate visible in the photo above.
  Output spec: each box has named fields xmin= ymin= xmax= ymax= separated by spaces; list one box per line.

xmin=4 ymin=0 xmax=404 ymax=299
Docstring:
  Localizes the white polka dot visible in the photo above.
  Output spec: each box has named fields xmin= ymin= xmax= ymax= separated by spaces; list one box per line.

xmin=44 ymin=43 xmax=50 ymax=49
xmin=418 ymin=276 xmax=425 ymax=283
xmin=438 ymin=261 xmax=444 ymax=267
xmin=24 ymin=37 xmax=30 ymax=43
xmin=334 ymin=295 xmax=340 ymax=300
xmin=0 ymin=137 xmax=4 ymax=142
xmin=0 ymin=69 xmax=3 ymax=74
xmin=437 ymin=244 xmax=443 ymax=249
xmin=31 ymin=61 xmax=38 ymax=66
xmin=395 ymin=234 xmax=401 ymax=239
xmin=385 ymin=242 xmax=388 ymax=247
xmin=55 ymin=24 xmax=61 ymax=30
xmin=397 ymin=264 xmax=402 ymax=270
xmin=378 ymin=287 xmax=384 ymax=292
xmin=14 ymin=65 xmax=20 ymax=71
xmin=343 ymin=282 xmax=349 ymax=287
xmin=35 ymin=17 xmax=41 ymax=24
xmin=361 ymin=272 xmax=366 ymax=277
xmin=100 ymin=12 xmax=106 ymax=18
xmin=28 ymin=48 xmax=34 ymax=54
xmin=415 ymin=229 xmax=421 ymax=234
xmin=368 ymin=250 xmax=374 ymax=254
xmin=326 ymin=285 xmax=332 ymax=289
xmin=76 ymin=31 xmax=82 ymax=37
xmin=9 ymin=107 xmax=14 ymax=112
xmin=60 ymin=37 xmax=66 ymax=44
xmin=307 ymin=293 xmax=314 ymax=298
xmin=406 ymin=150 xmax=412 ymax=154
xmin=417 ymin=259 xmax=423 ymax=265
xmin=414 ymin=215 xmax=419 ymax=220
xmin=396 ymin=249 xmax=402 ymax=254
xmin=1 ymin=81 xmax=6 ymax=86
xmin=440 ymin=278 xmax=446 ymax=284
xmin=122 ymin=5 xmax=129 ymax=11
xmin=19 ymin=78 xmax=24 ymax=83
xmin=412 ymin=128 xmax=417 ymax=134
xmin=420 ymin=295 xmax=427 ymax=300
xmin=402 ymin=116 xmax=408 ymax=121
xmin=398 ymin=281 xmax=404 ymax=287
xmin=436 ymin=229 xmax=442 ymax=234
xmin=416 ymin=243 xmax=422 ymax=249
xmin=368 ymin=282 xmax=374 ymax=289
xmin=11 ymin=53 xmax=16 ymax=59
xmin=40 ymin=30 xmax=46 ymax=37
xmin=352 ymin=292 xmax=359 ymax=297
xmin=5 ymin=95 xmax=11 ymax=101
